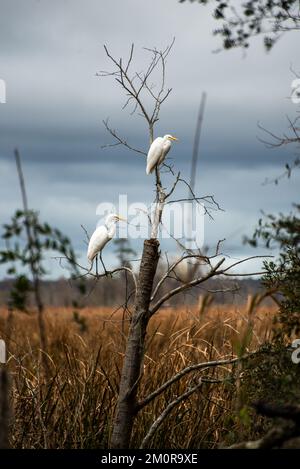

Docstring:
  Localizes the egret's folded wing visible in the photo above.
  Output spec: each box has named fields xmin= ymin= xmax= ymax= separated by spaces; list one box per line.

xmin=87 ymin=226 xmax=109 ymax=261
xmin=146 ymin=138 xmax=163 ymax=174
xmin=158 ymin=142 xmax=171 ymax=165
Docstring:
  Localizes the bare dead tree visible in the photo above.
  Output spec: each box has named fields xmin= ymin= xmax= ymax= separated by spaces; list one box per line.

xmin=185 ymin=91 xmax=207 ymax=281
xmin=14 ymin=150 xmax=49 ymax=371
xmin=94 ymin=42 xmax=272 ymax=449
xmin=190 ymin=92 xmax=207 ymax=200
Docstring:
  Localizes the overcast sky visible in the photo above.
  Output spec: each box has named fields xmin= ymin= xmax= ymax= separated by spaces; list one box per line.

xmin=0 ymin=0 xmax=299 ymax=278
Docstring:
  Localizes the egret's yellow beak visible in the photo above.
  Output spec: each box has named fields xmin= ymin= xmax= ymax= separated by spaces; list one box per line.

xmin=117 ymin=215 xmax=126 ymax=222
xmin=170 ymin=136 xmax=178 ymax=141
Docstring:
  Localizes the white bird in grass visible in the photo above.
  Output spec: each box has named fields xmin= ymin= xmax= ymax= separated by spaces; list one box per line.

xmin=146 ymin=134 xmax=178 ymax=175
xmin=87 ymin=213 xmax=126 ymax=274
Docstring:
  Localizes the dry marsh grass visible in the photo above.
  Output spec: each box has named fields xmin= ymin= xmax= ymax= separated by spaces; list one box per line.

xmin=0 ymin=302 xmax=277 ymax=448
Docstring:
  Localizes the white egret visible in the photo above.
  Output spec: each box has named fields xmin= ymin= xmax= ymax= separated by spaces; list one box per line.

xmin=87 ymin=213 xmax=125 ymax=274
xmin=146 ymin=134 xmax=178 ymax=175
xmin=291 ymin=78 xmax=300 ymax=104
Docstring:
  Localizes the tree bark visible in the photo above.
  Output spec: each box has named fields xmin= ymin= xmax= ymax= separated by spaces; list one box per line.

xmin=110 ymin=238 xmax=160 ymax=448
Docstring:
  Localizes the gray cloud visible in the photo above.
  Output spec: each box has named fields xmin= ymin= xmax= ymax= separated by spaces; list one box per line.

xmin=0 ymin=0 xmax=299 ymax=278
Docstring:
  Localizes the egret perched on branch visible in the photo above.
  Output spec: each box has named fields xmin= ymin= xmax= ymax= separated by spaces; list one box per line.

xmin=87 ymin=213 xmax=126 ymax=274
xmin=146 ymin=134 xmax=178 ymax=175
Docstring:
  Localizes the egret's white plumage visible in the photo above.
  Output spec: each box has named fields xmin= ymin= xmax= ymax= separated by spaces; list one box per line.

xmin=146 ymin=134 xmax=178 ymax=175
xmin=87 ymin=214 xmax=124 ymax=265
xmin=291 ymin=78 xmax=300 ymax=104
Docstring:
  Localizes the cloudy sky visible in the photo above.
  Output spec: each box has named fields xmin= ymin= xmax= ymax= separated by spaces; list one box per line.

xmin=0 ymin=0 xmax=299 ymax=278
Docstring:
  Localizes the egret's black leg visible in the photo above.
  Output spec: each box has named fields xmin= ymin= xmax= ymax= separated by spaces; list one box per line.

xmin=95 ymin=255 xmax=98 ymax=276
xmin=100 ymin=252 xmax=107 ymax=275
xmin=100 ymin=253 xmax=112 ymax=277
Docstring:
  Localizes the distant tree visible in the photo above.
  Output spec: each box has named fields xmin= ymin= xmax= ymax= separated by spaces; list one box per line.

xmin=180 ymin=0 xmax=300 ymax=51
xmin=0 ymin=209 xmax=78 ymax=350
xmin=246 ymin=204 xmax=300 ymax=337
xmin=235 ymin=204 xmax=300 ymax=448
xmin=245 ymin=81 xmax=300 ymax=337
xmin=0 ymin=150 xmax=79 ymax=369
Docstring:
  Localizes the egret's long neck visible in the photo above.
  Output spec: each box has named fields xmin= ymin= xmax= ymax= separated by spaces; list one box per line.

xmin=106 ymin=220 xmax=117 ymax=238
xmin=163 ymin=138 xmax=171 ymax=150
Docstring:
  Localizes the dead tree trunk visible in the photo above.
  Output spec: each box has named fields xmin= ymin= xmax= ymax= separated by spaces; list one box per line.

xmin=15 ymin=149 xmax=49 ymax=371
xmin=99 ymin=43 xmax=267 ymax=449
xmin=110 ymin=238 xmax=160 ymax=448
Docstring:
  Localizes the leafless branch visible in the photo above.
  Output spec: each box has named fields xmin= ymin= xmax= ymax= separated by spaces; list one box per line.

xmin=101 ymin=119 xmax=147 ymax=157
xmin=53 ymin=255 xmax=137 ymax=293
xmin=151 ymin=252 xmax=210 ymax=301
xmin=80 ymin=224 xmax=90 ymax=245
xmin=140 ymin=378 xmax=203 ymax=449
xmin=137 ymin=351 xmax=263 ymax=412
xmin=150 ymin=257 xmax=226 ymax=315
xmin=257 ymin=116 xmax=300 ymax=184
xmin=165 ymin=171 xmax=181 ymax=199
xmin=150 ymin=255 xmax=272 ymax=315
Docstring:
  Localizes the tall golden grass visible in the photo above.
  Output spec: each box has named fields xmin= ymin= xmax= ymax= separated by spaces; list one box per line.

xmin=0 ymin=301 xmax=277 ymax=448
